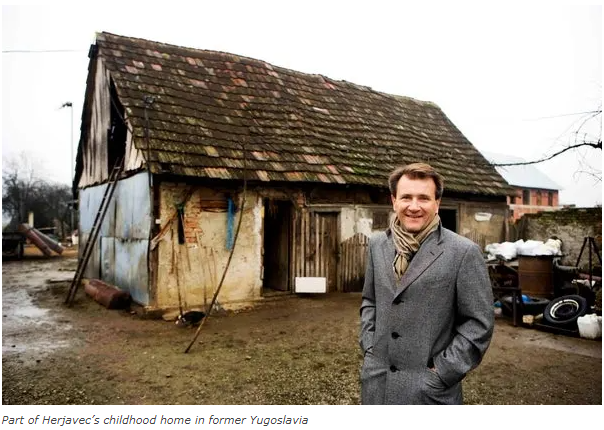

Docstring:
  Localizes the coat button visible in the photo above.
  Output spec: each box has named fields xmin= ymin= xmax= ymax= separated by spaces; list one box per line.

xmin=391 ymin=332 xmax=400 ymax=339
xmin=390 ymin=365 xmax=397 ymax=372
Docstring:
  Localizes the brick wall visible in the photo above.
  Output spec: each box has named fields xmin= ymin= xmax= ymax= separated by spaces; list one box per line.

xmin=160 ymin=182 xmax=231 ymax=244
xmin=509 ymin=188 xmax=560 ymax=221
xmin=517 ymin=207 xmax=602 ymax=270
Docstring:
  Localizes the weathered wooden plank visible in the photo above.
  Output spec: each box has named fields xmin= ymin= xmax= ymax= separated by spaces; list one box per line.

xmin=319 ymin=213 xmax=324 ymax=279
xmin=303 ymin=209 xmax=309 ymax=277
xmin=290 ymin=210 xmax=297 ymax=290
xmin=339 ymin=233 xmax=369 ymax=292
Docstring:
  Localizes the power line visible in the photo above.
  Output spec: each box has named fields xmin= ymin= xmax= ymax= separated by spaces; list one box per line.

xmin=524 ymin=110 xmax=602 ymax=121
xmin=2 ymin=49 xmax=86 ymax=53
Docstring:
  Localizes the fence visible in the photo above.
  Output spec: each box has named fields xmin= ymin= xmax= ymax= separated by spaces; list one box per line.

xmin=340 ymin=233 xmax=369 ymax=292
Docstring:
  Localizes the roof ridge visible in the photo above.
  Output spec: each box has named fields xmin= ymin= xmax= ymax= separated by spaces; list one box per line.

xmin=97 ymin=31 xmax=440 ymax=110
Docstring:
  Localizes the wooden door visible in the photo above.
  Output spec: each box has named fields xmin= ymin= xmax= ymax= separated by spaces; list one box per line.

xmin=314 ymin=212 xmax=338 ymax=292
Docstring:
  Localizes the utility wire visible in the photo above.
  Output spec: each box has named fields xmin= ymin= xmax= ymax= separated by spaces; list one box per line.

xmin=524 ymin=110 xmax=602 ymax=121
xmin=2 ymin=49 xmax=86 ymax=53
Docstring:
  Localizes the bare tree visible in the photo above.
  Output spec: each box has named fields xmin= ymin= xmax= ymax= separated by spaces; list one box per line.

xmin=2 ymin=152 xmax=72 ymax=237
xmin=2 ymin=152 xmax=41 ymax=226
xmin=492 ymin=107 xmax=602 ymax=182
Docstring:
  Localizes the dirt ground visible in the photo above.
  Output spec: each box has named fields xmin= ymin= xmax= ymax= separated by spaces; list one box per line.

xmin=2 ymin=247 xmax=602 ymax=405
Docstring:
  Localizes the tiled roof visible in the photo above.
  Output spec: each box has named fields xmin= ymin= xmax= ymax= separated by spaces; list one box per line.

xmin=94 ymin=32 xmax=511 ymax=196
xmin=481 ymin=151 xmax=561 ymax=191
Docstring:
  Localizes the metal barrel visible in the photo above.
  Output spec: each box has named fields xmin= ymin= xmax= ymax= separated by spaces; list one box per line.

xmin=518 ymin=255 xmax=554 ymax=298
xmin=84 ymin=279 xmax=131 ymax=309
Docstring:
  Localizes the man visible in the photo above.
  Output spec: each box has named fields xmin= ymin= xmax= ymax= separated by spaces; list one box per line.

xmin=359 ymin=163 xmax=494 ymax=405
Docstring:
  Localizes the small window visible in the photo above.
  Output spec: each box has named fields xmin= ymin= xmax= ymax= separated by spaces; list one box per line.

xmin=522 ymin=190 xmax=530 ymax=205
xmin=372 ymin=211 xmax=390 ymax=230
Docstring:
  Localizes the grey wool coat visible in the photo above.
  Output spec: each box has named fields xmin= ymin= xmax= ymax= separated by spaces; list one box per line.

xmin=359 ymin=224 xmax=494 ymax=405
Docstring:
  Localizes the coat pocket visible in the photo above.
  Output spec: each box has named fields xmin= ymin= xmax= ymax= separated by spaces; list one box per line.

xmin=424 ymin=367 xmax=447 ymax=389
xmin=421 ymin=367 xmax=461 ymax=405
xmin=360 ymin=352 xmax=387 ymax=405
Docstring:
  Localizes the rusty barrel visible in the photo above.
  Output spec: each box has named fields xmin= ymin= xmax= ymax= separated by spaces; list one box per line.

xmin=518 ymin=255 xmax=554 ymax=298
xmin=85 ymin=279 xmax=131 ymax=309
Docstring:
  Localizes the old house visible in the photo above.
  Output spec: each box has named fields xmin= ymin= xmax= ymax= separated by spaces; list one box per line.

xmin=74 ymin=32 xmax=512 ymax=313
xmin=482 ymin=151 xmax=562 ymax=222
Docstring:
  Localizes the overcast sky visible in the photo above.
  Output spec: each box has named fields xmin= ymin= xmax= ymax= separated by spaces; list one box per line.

xmin=2 ymin=2 xmax=602 ymax=207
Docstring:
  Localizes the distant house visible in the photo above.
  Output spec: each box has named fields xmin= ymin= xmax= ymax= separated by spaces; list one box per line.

xmin=481 ymin=151 xmax=562 ymax=222
xmin=74 ymin=32 xmax=512 ymax=313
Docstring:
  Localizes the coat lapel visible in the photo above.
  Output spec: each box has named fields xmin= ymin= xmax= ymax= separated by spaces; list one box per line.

xmin=382 ymin=229 xmax=398 ymax=293
xmin=394 ymin=225 xmax=444 ymax=298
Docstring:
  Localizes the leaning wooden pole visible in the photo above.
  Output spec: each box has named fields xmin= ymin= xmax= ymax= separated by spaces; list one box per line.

xmin=184 ymin=189 xmax=246 ymax=353
xmin=185 ymin=144 xmax=248 ymax=353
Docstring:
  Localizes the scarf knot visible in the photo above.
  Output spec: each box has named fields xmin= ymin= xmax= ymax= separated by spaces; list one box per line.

xmin=391 ymin=214 xmax=440 ymax=279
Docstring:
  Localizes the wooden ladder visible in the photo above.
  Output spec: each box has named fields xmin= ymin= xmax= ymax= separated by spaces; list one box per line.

xmin=65 ymin=156 xmax=125 ymax=306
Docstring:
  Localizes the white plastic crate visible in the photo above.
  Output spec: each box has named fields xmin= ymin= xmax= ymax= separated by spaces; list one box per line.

xmin=295 ymin=277 xmax=327 ymax=293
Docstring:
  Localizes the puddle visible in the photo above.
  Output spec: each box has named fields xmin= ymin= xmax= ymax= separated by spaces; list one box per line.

xmin=2 ymin=261 xmax=76 ymax=356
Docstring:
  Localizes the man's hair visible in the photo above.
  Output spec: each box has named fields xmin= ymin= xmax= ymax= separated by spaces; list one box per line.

xmin=388 ymin=163 xmax=444 ymax=200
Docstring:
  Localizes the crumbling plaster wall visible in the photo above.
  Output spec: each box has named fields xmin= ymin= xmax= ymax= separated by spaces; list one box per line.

xmin=455 ymin=200 xmax=508 ymax=248
xmin=155 ymin=183 xmax=263 ymax=311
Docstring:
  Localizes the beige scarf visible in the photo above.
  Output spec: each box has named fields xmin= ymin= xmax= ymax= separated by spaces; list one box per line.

xmin=391 ymin=213 xmax=440 ymax=280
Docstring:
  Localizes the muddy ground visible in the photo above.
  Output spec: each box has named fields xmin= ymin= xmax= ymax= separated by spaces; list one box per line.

xmin=2 ymin=248 xmax=602 ymax=405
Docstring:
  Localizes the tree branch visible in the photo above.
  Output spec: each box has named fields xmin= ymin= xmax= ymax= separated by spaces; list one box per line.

xmin=492 ymin=141 xmax=602 ymax=167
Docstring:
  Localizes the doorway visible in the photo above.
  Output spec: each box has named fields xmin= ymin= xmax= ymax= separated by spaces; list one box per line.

xmin=263 ymin=199 xmax=291 ymax=292
xmin=439 ymin=208 xmax=457 ymax=232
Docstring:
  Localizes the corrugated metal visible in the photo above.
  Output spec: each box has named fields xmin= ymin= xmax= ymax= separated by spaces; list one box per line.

xmin=114 ymin=238 xmax=149 ymax=304
xmin=100 ymin=237 xmax=115 ymax=284
xmin=114 ymin=172 xmax=152 ymax=239
xmin=78 ymin=171 xmax=152 ymax=305
xmin=80 ymin=232 xmax=101 ymax=280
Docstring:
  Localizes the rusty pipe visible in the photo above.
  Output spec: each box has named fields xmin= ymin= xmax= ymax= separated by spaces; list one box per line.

xmin=17 ymin=223 xmax=52 ymax=256
xmin=32 ymin=227 xmax=64 ymax=254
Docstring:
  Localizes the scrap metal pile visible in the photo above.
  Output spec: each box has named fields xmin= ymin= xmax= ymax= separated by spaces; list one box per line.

xmin=486 ymin=236 xmax=601 ymax=339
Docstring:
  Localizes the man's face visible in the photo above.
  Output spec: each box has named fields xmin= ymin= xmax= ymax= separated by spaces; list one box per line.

xmin=391 ymin=175 xmax=440 ymax=233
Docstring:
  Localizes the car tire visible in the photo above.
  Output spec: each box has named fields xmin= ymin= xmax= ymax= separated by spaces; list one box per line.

xmin=542 ymin=295 xmax=588 ymax=326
